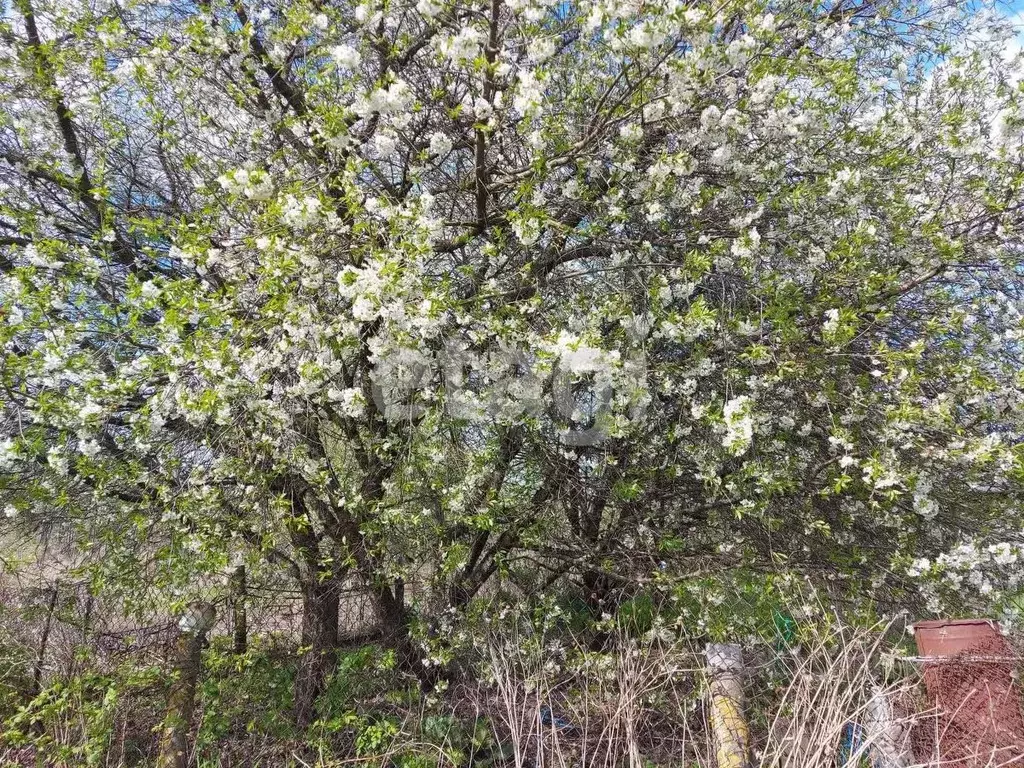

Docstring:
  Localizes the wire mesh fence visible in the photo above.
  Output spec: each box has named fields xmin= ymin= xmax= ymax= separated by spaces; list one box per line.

xmin=1 ymin=563 xmax=1023 ymax=768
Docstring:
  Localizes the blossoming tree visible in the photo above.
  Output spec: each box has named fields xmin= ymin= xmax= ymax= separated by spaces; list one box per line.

xmin=1 ymin=0 xmax=1023 ymax=723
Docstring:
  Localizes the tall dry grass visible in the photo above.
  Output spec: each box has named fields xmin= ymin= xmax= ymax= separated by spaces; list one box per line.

xmin=470 ymin=614 xmax=1023 ymax=768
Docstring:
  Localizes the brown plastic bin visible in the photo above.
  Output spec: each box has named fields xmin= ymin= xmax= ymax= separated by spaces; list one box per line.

xmin=912 ymin=618 xmax=1024 ymax=767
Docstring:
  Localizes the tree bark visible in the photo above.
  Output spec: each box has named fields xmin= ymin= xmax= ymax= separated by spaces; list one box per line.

xmin=375 ymin=580 xmax=410 ymax=658
xmin=230 ymin=565 xmax=247 ymax=655
xmin=374 ymin=579 xmax=443 ymax=690
xmin=156 ymin=603 xmax=216 ymax=768
xmin=293 ymin=576 xmax=341 ymax=728
xmin=28 ymin=584 xmax=59 ymax=735
xmin=30 ymin=585 xmax=58 ymax=701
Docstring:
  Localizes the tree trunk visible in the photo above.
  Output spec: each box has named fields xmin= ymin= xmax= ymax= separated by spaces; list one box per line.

xmin=156 ymin=603 xmax=216 ymax=768
xmin=376 ymin=580 xmax=410 ymax=657
xmin=375 ymin=579 xmax=440 ymax=688
xmin=230 ymin=565 xmax=247 ymax=655
xmin=29 ymin=584 xmax=59 ymax=735
xmin=30 ymin=585 xmax=58 ymax=700
xmin=293 ymin=576 xmax=341 ymax=729
xmin=583 ymin=569 xmax=620 ymax=650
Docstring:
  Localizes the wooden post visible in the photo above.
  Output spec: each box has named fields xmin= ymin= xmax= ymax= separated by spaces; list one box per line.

xmin=705 ymin=643 xmax=752 ymax=768
xmin=156 ymin=602 xmax=216 ymax=768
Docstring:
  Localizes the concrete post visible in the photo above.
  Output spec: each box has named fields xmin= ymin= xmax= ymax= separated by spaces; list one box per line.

xmin=864 ymin=687 xmax=912 ymax=767
xmin=705 ymin=643 xmax=752 ymax=768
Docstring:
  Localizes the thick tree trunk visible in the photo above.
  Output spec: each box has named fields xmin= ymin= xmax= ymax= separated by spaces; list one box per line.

xmin=293 ymin=576 xmax=341 ymax=729
xmin=376 ymin=580 xmax=411 ymax=658
xmin=374 ymin=579 xmax=442 ymax=689
xmin=230 ymin=565 xmax=247 ymax=655
xmin=583 ymin=569 xmax=621 ymax=650
xmin=582 ymin=569 xmax=612 ymax=614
